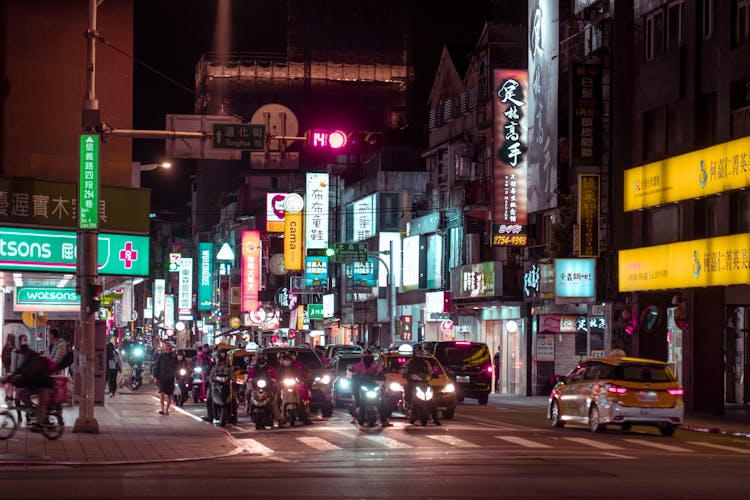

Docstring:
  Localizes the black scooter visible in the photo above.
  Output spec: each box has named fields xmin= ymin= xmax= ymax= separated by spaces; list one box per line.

xmin=249 ymin=377 xmax=275 ymax=430
xmin=173 ymin=367 xmax=192 ymax=407
xmin=211 ymin=375 xmax=237 ymax=426
xmin=130 ymin=363 xmax=143 ymax=391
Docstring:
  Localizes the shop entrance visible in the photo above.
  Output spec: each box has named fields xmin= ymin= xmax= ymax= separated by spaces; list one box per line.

xmin=725 ymin=306 xmax=749 ymax=405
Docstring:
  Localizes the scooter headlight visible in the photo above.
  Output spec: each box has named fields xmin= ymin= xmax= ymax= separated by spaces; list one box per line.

xmin=315 ymin=374 xmax=331 ymax=385
xmin=283 ymin=378 xmax=296 ymax=387
xmin=416 ymin=386 xmax=434 ymax=401
xmin=363 ymin=386 xmax=380 ymax=399
xmin=193 ymin=366 xmax=202 ymax=373
xmin=388 ymin=382 xmax=404 ymax=392
xmin=179 ymin=368 xmax=187 ymax=376
xmin=443 ymin=383 xmax=455 ymax=393
xmin=257 ymin=379 xmax=267 ymax=388
xmin=338 ymin=379 xmax=351 ymax=389
xmin=133 ymin=347 xmax=144 ymax=358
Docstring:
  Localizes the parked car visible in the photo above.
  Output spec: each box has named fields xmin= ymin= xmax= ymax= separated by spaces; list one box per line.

xmin=330 ymin=353 xmax=363 ymax=408
xmin=378 ymin=351 xmax=457 ymax=419
xmin=428 ymin=341 xmax=492 ymax=405
xmin=261 ymin=346 xmax=334 ymax=417
xmin=548 ymin=356 xmax=684 ymax=436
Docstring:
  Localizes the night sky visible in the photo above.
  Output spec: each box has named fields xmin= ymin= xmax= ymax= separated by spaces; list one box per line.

xmin=132 ymin=1 xmax=526 ymax=216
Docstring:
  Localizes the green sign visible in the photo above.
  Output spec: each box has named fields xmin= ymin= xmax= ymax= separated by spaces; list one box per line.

xmin=308 ymin=304 xmax=323 ymax=320
xmin=332 ymin=242 xmax=368 ymax=262
xmin=15 ymin=287 xmax=80 ymax=311
xmin=212 ymin=124 xmax=265 ymax=150
xmin=0 ymin=177 xmax=150 ymax=234
xmin=198 ymin=242 xmax=213 ymax=311
xmin=0 ymin=226 xmax=149 ymax=276
xmin=79 ymin=134 xmax=100 ymax=229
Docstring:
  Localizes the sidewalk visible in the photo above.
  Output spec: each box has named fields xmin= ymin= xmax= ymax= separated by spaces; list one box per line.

xmin=489 ymin=393 xmax=750 ymax=439
xmin=0 ymin=390 xmax=240 ymax=466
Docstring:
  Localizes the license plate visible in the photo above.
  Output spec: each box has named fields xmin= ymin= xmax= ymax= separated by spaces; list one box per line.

xmin=456 ymin=376 xmax=470 ymax=383
xmin=636 ymin=391 xmax=658 ymax=402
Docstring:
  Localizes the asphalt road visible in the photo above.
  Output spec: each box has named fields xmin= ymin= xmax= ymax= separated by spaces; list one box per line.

xmin=1 ymin=400 xmax=749 ymax=499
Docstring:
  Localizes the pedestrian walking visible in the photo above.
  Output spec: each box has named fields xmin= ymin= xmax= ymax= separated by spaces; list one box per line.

xmin=493 ymin=346 xmax=501 ymax=394
xmin=153 ymin=343 xmax=178 ymax=415
xmin=2 ymin=333 xmax=15 ymax=400
xmin=46 ymin=328 xmax=69 ymax=375
xmin=106 ymin=342 xmax=122 ymax=397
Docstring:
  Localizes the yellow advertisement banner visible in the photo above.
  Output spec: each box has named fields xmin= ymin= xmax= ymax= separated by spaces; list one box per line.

xmin=619 ymin=233 xmax=750 ymax=292
xmin=284 ymin=211 xmax=303 ymax=271
xmin=624 ymin=136 xmax=750 ymax=211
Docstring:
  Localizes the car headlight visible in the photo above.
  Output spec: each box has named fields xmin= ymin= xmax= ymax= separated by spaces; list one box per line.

xmin=443 ymin=383 xmax=455 ymax=393
xmin=283 ymin=378 xmax=296 ymax=387
xmin=315 ymin=374 xmax=331 ymax=384
xmin=338 ymin=379 xmax=351 ymax=389
xmin=388 ymin=381 xmax=404 ymax=392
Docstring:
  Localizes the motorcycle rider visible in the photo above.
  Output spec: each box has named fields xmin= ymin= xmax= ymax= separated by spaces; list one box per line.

xmin=401 ymin=351 xmax=441 ymax=426
xmin=246 ymin=352 xmax=285 ymax=428
xmin=351 ymin=349 xmax=392 ymax=427
xmin=196 ymin=345 xmax=214 ymax=422
xmin=276 ymin=351 xmax=313 ymax=425
xmin=209 ymin=350 xmax=232 ymax=424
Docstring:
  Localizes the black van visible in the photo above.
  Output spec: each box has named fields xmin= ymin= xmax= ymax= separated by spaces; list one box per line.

xmin=427 ymin=341 xmax=492 ymax=405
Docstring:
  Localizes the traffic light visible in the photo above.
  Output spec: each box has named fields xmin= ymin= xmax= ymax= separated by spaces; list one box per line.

xmin=86 ymin=282 xmax=102 ymax=315
xmin=305 ymin=129 xmax=383 ymax=154
xmin=325 ymin=247 xmax=336 ymax=258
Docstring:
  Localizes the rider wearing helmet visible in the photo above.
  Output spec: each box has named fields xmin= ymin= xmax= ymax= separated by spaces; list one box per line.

xmin=246 ymin=352 xmax=285 ymax=427
xmin=401 ymin=351 xmax=441 ymax=426
xmin=277 ymin=351 xmax=313 ymax=425
xmin=351 ymin=350 xmax=391 ymax=427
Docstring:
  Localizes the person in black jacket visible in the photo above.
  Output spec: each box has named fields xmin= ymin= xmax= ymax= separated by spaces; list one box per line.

xmin=9 ymin=344 xmax=53 ymax=429
xmin=153 ymin=343 xmax=178 ymax=415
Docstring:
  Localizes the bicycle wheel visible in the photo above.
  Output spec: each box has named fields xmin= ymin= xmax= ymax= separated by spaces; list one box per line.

xmin=40 ymin=412 xmax=64 ymax=440
xmin=0 ymin=410 xmax=18 ymax=440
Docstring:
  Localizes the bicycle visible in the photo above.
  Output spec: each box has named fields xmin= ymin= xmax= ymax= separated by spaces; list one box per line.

xmin=0 ymin=376 xmax=67 ymax=440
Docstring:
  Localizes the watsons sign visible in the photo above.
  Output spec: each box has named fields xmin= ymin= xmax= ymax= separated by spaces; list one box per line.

xmin=0 ymin=226 xmax=148 ymax=276
xmin=14 ymin=287 xmax=80 ymax=311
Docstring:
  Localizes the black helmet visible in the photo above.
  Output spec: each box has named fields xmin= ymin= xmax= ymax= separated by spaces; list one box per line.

xmin=218 ymin=351 xmax=228 ymax=362
xmin=256 ymin=353 xmax=268 ymax=367
xmin=362 ymin=349 xmax=375 ymax=368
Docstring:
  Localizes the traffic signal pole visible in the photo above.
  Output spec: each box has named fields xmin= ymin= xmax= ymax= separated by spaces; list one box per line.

xmin=74 ymin=0 xmax=100 ymax=434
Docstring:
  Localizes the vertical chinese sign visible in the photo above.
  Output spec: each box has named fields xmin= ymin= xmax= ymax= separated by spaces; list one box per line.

xmin=578 ymin=174 xmax=600 ymax=257
xmin=198 ymin=242 xmax=213 ymax=311
xmin=305 ymin=173 xmax=329 ymax=249
xmin=571 ymin=64 xmax=602 ymax=166
xmin=178 ymin=257 xmax=193 ymax=319
xmin=241 ymin=230 xmax=261 ymax=313
xmin=492 ymin=69 xmax=529 ymax=247
xmin=283 ymin=193 xmax=304 ymax=271
xmin=78 ymin=134 xmax=99 ymax=229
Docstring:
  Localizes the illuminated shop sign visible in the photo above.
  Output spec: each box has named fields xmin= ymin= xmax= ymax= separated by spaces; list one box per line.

xmin=241 ymin=230 xmax=261 ymax=312
xmin=14 ymin=287 xmax=80 ymax=312
xmin=402 ymin=235 xmax=421 ymax=291
xmin=492 ymin=69 xmax=528 ymax=247
xmin=451 ymin=262 xmax=501 ymax=299
xmin=305 ymin=256 xmax=329 ymax=286
xmin=198 ymin=242 xmax=213 ymax=311
xmin=266 ymin=193 xmax=288 ymax=232
xmin=624 ymin=136 xmax=750 ymax=211
xmin=578 ymin=174 xmax=599 ymax=257
xmin=350 ymin=194 xmax=377 ymax=242
xmin=0 ymin=226 xmax=148 ymax=276
xmin=153 ymin=279 xmax=166 ymax=328
xmin=78 ymin=134 xmax=99 ymax=230
xmin=619 ymin=233 xmax=750 ymax=291
xmin=571 ymin=64 xmax=602 ymax=166
xmin=178 ymin=257 xmax=193 ymax=316
xmin=284 ymin=194 xmax=304 ymax=271
xmin=349 ymin=258 xmax=377 ymax=288
xmin=554 ymin=258 xmax=596 ymax=298
xmin=305 ymin=173 xmax=329 ymax=249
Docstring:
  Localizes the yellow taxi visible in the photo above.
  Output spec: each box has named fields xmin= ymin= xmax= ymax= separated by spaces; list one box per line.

xmin=378 ymin=352 xmax=457 ymax=419
xmin=548 ymin=356 xmax=684 ymax=436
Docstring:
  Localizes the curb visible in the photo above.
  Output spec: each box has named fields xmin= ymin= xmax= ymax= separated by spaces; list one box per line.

xmin=679 ymin=424 xmax=750 ymax=439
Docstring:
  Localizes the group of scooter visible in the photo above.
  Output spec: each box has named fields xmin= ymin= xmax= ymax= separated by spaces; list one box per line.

xmin=351 ymin=373 xmax=440 ymax=428
xmin=247 ymin=374 xmax=311 ymax=430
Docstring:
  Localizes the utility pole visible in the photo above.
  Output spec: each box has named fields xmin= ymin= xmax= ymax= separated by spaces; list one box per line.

xmin=74 ymin=0 xmax=100 ymax=434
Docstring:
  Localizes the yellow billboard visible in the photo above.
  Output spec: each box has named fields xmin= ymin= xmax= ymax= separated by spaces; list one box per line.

xmin=284 ymin=211 xmax=303 ymax=271
xmin=619 ymin=233 xmax=750 ymax=292
xmin=624 ymin=136 xmax=750 ymax=211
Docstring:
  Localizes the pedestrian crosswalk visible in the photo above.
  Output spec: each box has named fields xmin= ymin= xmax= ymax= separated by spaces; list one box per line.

xmin=227 ymin=420 xmax=750 ymax=458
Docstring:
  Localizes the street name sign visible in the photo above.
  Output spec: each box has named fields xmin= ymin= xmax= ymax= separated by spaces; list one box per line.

xmin=212 ymin=124 xmax=265 ymax=150
xmin=0 ymin=226 xmax=149 ymax=276
xmin=78 ymin=134 xmax=99 ymax=229
xmin=332 ymin=242 xmax=367 ymax=262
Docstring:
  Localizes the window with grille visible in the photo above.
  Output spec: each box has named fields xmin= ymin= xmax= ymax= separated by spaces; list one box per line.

xmin=645 ymin=9 xmax=665 ymax=61
xmin=666 ymin=1 xmax=684 ymax=51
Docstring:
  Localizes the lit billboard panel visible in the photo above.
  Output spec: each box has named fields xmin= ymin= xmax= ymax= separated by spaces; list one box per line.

xmin=266 ymin=193 xmax=288 ymax=232
xmin=305 ymin=173 xmax=329 ymax=249
xmin=241 ymin=230 xmax=261 ymax=312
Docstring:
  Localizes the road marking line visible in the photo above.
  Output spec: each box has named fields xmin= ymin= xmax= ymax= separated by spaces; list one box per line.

xmin=562 ymin=437 xmax=624 ymax=450
xmin=297 ymin=436 xmax=342 ymax=451
xmin=427 ymin=435 xmax=480 ymax=448
xmin=602 ymin=452 xmax=636 ymax=459
xmin=623 ymin=439 xmax=692 ymax=453
xmin=495 ymin=436 xmax=552 ymax=448
xmin=362 ymin=435 xmax=411 ymax=449
xmin=238 ymin=438 xmax=274 ymax=455
xmin=688 ymin=441 xmax=750 ymax=455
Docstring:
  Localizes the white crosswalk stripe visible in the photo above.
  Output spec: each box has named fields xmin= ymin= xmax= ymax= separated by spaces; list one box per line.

xmin=562 ymin=437 xmax=624 ymax=450
xmin=362 ymin=435 xmax=412 ymax=449
xmin=297 ymin=436 xmax=342 ymax=451
xmin=238 ymin=438 xmax=275 ymax=455
xmin=623 ymin=439 xmax=692 ymax=453
xmin=427 ymin=435 xmax=480 ymax=448
xmin=688 ymin=442 xmax=750 ymax=455
xmin=495 ymin=435 xmax=552 ymax=449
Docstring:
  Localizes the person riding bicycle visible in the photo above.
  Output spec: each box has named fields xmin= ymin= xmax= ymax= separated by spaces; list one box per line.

xmin=8 ymin=342 xmax=53 ymax=430
xmin=351 ymin=349 xmax=391 ymax=427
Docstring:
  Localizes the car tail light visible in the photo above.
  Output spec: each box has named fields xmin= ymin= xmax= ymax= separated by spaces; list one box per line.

xmin=667 ymin=388 xmax=684 ymax=396
xmin=607 ymin=385 xmax=628 ymax=394
xmin=485 ymin=365 xmax=493 ymax=374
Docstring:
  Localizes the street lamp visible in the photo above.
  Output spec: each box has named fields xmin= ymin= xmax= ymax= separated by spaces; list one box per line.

xmin=131 ymin=161 xmax=171 ymax=188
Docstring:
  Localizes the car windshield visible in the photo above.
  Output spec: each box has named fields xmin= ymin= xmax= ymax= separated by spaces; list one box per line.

xmin=383 ymin=355 xmax=412 ymax=372
xmin=434 ymin=343 xmax=489 ymax=366
xmin=335 ymin=357 xmax=361 ymax=373
xmin=615 ymin=363 xmax=675 ymax=383
xmin=266 ymin=350 xmax=323 ymax=370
